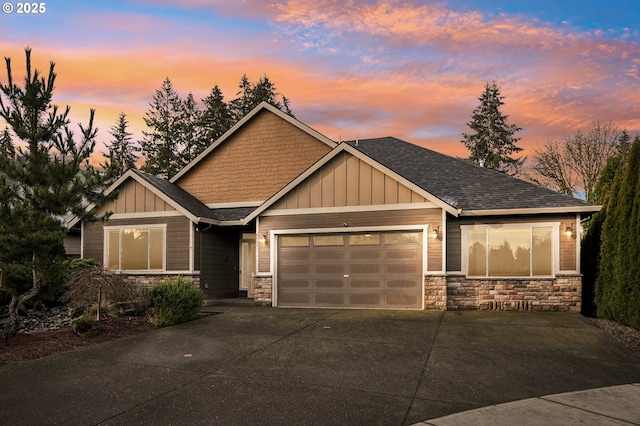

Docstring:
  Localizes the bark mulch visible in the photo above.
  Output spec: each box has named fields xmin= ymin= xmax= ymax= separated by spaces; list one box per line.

xmin=0 ymin=316 xmax=157 ymax=368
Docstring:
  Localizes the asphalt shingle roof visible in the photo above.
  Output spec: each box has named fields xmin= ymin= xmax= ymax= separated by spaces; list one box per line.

xmin=347 ymin=137 xmax=598 ymax=212
xmin=133 ymin=170 xmax=255 ymax=222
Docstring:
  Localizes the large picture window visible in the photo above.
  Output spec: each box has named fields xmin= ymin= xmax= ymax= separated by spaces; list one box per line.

xmin=106 ymin=226 xmax=165 ymax=271
xmin=465 ymin=225 xmax=553 ymax=278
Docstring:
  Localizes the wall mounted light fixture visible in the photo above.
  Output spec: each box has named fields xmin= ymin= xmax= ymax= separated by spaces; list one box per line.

xmin=564 ymin=224 xmax=575 ymax=238
xmin=431 ymin=226 xmax=440 ymax=239
xmin=258 ymin=234 xmax=268 ymax=245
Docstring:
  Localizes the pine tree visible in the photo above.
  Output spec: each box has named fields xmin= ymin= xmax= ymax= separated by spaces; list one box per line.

xmin=103 ymin=112 xmax=138 ymax=185
xmin=461 ymin=82 xmax=524 ymax=175
xmin=140 ymin=77 xmax=185 ymax=179
xmin=0 ymin=49 xmax=108 ymax=333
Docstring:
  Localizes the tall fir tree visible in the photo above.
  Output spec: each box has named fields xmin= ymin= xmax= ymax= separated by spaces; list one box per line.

xmin=140 ymin=77 xmax=185 ymax=179
xmin=103 ymin=112 xmax=139 ymax=185
xmin=0 ymin=49 xmax=108 ymax=333
xmin=461 ymin=82 xmax=524 ymax=175
xmin=179 ymin=92 xmax=203 ymax=163
xmin=228 ymin=74 xmax=294 ymax=124
xmin=199 ymin=84 xmax=231 ymax=144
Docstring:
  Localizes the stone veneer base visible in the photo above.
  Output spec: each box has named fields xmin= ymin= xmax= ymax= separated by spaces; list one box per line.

xmin=249 ymin=274 xmax=581 ymax=312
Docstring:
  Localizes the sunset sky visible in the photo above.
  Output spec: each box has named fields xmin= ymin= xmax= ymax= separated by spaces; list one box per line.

xmin=1 ymin=0 xmax=639 ymax=162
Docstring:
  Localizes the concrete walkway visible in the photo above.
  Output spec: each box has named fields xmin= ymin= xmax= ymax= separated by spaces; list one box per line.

xmin=0 ymin=306 xmax=639 ymax=425
xmin=416 ymin=383 xmax=640 ymax=425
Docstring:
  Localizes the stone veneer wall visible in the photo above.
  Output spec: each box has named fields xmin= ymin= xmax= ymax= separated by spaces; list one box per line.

xmin=424 ymin=275 xmax=448 ymax=310
xmin=254 ymin=276 xmax=273 ymax=306
xmin=444 ymin=275 xmax=582 ymax=312
xmin=123 ymin=273 xmax=201 ymax=288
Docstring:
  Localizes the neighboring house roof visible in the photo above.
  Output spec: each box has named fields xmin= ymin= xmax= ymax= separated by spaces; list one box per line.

xmin=347 ymin=137 xmax=601 ymax=216
xmin=170 ymin=101 xmax=337 ymax=183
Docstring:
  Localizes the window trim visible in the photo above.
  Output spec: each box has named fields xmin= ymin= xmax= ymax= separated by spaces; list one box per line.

xmin=104 ymin=224 xmax=167 ymax=272
xmin=461 ymin=222 xmax=559 ymax=279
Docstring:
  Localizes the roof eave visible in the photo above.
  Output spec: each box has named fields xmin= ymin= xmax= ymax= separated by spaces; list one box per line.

xmin=459 ymin=205 xmax=602 ymax=217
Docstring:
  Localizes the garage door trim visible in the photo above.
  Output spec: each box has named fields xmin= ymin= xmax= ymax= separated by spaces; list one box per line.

xmin=271 ymin=224 xmax=430 ymax=309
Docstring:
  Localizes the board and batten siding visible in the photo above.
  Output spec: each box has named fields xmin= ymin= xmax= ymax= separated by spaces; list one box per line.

xmin=258 ymin=208 xmax=442 ymax=273
xmin=446 ymin=213 xmax=579 ymax=273
xmin=99 ymin=179 xmax=175 ymax=215
xmin=271 ymin=151 xmax=427 ymax=210
xmin=83 ymin=216 xmax=192 ymax=271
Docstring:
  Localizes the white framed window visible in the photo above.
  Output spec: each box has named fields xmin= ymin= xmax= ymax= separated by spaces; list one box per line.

xmin=105 ymin=225 xmax=166 ymax=271
xmin=462 ymin=223 xmax=555 ymax=278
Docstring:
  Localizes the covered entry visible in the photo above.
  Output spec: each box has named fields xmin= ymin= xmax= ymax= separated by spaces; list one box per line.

xmin=277 ymin=231 xmax=423 ymax=309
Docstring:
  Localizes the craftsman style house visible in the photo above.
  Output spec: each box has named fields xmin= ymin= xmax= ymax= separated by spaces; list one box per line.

xmin=75 ymin=102 xmax=600 ymax=311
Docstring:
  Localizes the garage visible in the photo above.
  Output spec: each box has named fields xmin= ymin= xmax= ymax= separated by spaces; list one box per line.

xmin=277 ymin=231 xmax=423 ymax=309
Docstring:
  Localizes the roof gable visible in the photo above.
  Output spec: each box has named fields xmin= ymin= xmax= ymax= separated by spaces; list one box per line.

xmin=170 ymin=102 xmax=337 ymax=205
xmin=245 ymin=143 xmax=456 ymax=223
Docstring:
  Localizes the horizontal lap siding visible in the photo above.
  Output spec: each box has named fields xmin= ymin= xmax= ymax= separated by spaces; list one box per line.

xmin=82 ymin=216 xmax=191 ymax=271
xmin=446 ymin=214 xmax=579 ymax=273
xmin=259 ymin=208 xmax=442 ymax=273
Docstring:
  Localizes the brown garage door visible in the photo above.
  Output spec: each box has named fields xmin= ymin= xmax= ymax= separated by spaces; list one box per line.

xmin=277 ymin=231 xmax=423 ymax=309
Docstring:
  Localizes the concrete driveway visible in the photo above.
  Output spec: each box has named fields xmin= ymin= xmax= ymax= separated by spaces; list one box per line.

xmin=1 ymin=306 xmax=639 ymax=425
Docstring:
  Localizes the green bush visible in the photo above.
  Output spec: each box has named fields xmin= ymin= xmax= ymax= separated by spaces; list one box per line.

xmin=71 ymin=315 xmax=98 ymax=335
xmin=149 ymin=277 xmax=205 ymax=327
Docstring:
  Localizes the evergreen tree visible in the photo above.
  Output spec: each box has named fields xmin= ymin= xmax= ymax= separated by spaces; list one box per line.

xmin=461 ymin=82 xmax=524 ymax=175
xmin=103 ymin=112 xmax=138 ymax=185
xmin=140 ymin=77 xmax=185 ymax=179
xmin=595 ymin=136 xmax=640 ymax=327
xmin=228 ymin=74 xmax=294 ymax=124
xmin=199 ymin=84 xmax=231 ymax=144
xmin=229 ymin=74 xmax=255 ymax=124
xmin=179 ymin=92 xmax=203 ymax=163
xmin=0 ymin=49 xmax=107 ymax=333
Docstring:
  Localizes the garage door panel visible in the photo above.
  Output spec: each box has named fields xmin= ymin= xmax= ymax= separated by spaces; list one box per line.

xmin=315 ymin=294 xmax=344 ymax=305
xmin=278 ymin=231 xmax=423 ymax=309
xmin=349 ymin=264 xmax=382 ymax=274
xmin=350 ymin=250 xmax=382 ymax=260
xmin=316 ymin=279 xmax=344 ymax=288
xmin=350 ymin=279 xmax=381 ymax=288
xmin=280 ymin=278 xmax=310 ymax=288
xmin=386 ymin=264 xmax=420 ymax=274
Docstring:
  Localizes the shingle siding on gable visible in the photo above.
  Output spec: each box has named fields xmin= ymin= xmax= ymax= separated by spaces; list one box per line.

xmin=175 ymin=111 xmax=332 ymax=205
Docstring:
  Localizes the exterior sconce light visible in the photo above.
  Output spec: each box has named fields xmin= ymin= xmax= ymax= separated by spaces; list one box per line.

xmin=564 ymin=224 xmax=574 ymax=238
xmin=431 ymin=226 xmax=440 ymax=239
xmin=258 ymin=234 xmax=268 ymax=245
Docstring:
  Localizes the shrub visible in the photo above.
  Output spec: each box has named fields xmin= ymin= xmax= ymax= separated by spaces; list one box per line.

xmin=71 ymin=315 xmax=98 ymax=335
xmin=149 ymin=277 xmax=205 ymax=327
xmin=61 ymin=266 xmax=136 ymax=320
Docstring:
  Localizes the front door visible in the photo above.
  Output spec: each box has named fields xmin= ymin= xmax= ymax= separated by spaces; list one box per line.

xmin=240 ymin=234 xmax=256 ymax=297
